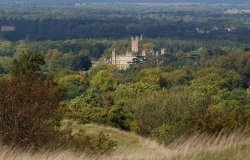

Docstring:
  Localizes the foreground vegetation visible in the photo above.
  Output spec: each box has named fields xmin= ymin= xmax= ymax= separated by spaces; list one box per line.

xmin=0 ymin=49 xmax=249 ymax=158
xmin=0 ymin=127 xmax=249 ymax=160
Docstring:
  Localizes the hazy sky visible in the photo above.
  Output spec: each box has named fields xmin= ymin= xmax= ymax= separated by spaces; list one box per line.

xmin=0 ymin=0 xmax=248 ymax=3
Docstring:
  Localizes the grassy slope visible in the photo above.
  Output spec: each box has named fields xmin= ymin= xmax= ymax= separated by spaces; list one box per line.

xmin=0 ymin=122 xmax=249 ymax=160
xmin=64 ymin=122 xmax=250 ymax=160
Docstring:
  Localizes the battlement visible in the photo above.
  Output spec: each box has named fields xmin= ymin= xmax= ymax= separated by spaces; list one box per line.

xmin=131 ymin=34 xmax=143 ymax=41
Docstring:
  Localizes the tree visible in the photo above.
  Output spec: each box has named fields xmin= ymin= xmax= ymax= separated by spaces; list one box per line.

xmin=0 ymin=78 xmax=62 ymax=148
xmin=135 ymin=68 xmax=162 ymax=85
xmin=160 ymin=68 xmax=191 ymax=88
xmin=143 ymin=43 xmax=156 ymax=52
xmin=57 ymin=73 xmax=87 ymax=99
xmin=45 ymin=49 xmax=64 ymax=73
xmin=72 ymin=53 xmax=92 ymax=71
xmin=189 ymin=68 xmax=249 ymax=132
xmin=111 ymin=40 xmax=130 ymax=54
xmin=0 ymin=65 xmax=4 ymax=74
xmin=11 ymin=51 xmax=45 ymax=79
xmin=128 ymin=57 xmax=143 ymax=68
xmin=90 ymin=70 xmax=116 ymax=92
xmin=217 ymin=52 xmax=250 ymax=87
xmin=128 ymin=90 xmax=192 ymax=141
xmin=0 ymin=56 xmax=12 ymax=74
xmin=114 ymin=82 xmax=161 ymax=106
xmin=0 ymin=52 xmax=63 ymax=149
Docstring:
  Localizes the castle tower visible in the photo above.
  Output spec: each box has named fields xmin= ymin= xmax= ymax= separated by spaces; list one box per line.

xmin=131 ymin=34 xmax=143 ymax=54
xmin=112 ymin=49 xmax=116 ymax=64
xmin=161 ymin=48 xmax=165 ymax=55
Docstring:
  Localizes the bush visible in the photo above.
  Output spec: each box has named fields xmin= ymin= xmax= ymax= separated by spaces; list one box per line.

xmin=114 ymin=82 xmax=161 ymax=106
xmin=68 ymin=105 xmax=129 ymax=130
xmin=128 ymin=90 xmax=193 ymax=140
xmin=151 ymin=124 xmax=184 ymax=145
xmin=0 ymin=78 xmax=62 ymax=149
xmin=59 ymin=120 xmax=116 ymax=153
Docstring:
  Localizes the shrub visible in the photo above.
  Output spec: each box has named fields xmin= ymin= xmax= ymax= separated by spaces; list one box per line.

xmin=59 ymin=121 xmax=116 ymax=153
xmin=0 ymin=78 xmax=62 ymax=149
xmin=128 ymin=90 xmax=193 ymax=140
xmin=68 ymin=105 xmax=129 ymax=130
xmin=114 ymin=82 xmax=161 ymax=106
xmin=151 ymin=124 xmax=184 ymax=145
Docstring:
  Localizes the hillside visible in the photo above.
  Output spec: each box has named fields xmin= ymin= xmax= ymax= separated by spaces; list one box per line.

xmin=0 ymin=123 xmax=249 ymax=160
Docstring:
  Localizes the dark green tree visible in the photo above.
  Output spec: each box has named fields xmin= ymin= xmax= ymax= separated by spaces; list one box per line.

xmin=11 ymin=52 xmax=45 ymax=79
xmin=72 ymin=54 xmax=92 ymax=71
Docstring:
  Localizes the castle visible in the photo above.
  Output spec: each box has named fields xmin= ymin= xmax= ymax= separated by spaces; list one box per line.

xmin=110 ymin=35 xmax=165 ymax=70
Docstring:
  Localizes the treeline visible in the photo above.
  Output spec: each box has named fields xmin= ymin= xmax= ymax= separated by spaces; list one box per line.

xmin=0 ymin=5 xmax=250 ymax=42
xmin=0 ymin=38 xmax=243 ymax=75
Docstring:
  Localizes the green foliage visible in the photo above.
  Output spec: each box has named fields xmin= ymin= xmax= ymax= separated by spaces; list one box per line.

xmin=67 ymin=105 xmax=129 ymax=130
xmin=45 ymin=49 xmax=66 ymax=73
xmin=57 ymin=73 xmax=87 ymax=99
xmin=114 ymin=82 xmax=161 ymax=106
xmin=0 ymin=56 xmax=12 ymax=74
xmin=111 ymin=40 xmax=130 ymax=54
xmin=44 ymin=49 xmax=92 ymax=73
xmin=151 ymin=124 xmax=184 ymax=145
xmin=143 ymin=43 xmax=156 ymax=51
xmin=128 ymin=91 xmax=192 ymax=139
xmin=60 ymin=121 xmax=116 ymax=153
xmin=189 ymin=68 xmax=250 ymax=132
xmin=87 ymin=64 xmax=118 ymax=80
xmin=248 ymin=87 xmax=250 ymax=96
xmin=217 ymin=52 xmax=250 ymax=87
xmin=70 ymin=88 xmax=101 ymax=108
xmin=135 ymin=68 xmax=162 ymax=85
xmin=90 ymin=70 xmax=117 ymax=92
xmin=11 ymin=51 xmax=45 ymax=79
xmin=72 ymin=53 xmax=92 ymax=71
xmin=0 ymin=40 xmax=14 ymax=56
xmin=223 ymin=70 xmax=243 ymax=90
xmin=160 ymin=68 xmax=191 ymax=88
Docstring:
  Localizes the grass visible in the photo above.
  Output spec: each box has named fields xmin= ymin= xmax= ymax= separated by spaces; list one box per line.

xmin=0 ymin=123 xmax=250 ymax=160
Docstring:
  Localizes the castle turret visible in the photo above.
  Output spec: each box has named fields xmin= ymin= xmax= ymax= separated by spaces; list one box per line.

xmin=112 ymin=49 xmax=116 ymax=64
xmin=161 ymin=48 xmax=165 ymax=55
xmin=131 ymin=35 xmax=143 ymax=54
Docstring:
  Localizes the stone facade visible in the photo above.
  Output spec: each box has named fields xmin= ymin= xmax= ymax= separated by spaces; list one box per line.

xmin=111 ymin=49 xmax=136 ymax=70
xmin=110 ymin=35 xmax=165 ymax=70
xmin=131 ymin=35 xmax=143 ymax=54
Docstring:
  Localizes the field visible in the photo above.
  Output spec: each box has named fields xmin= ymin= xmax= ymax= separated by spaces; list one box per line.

xmin=0 ymin=123 xmax=249 ymax=160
